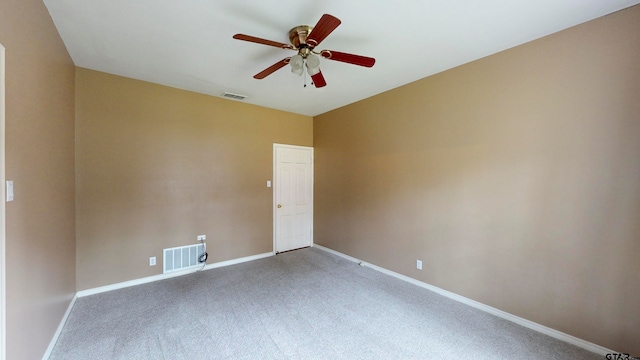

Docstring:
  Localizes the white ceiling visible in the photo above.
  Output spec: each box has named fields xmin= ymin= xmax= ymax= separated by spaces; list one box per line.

xmin=44 ymin=0 xmax=639 ymax=117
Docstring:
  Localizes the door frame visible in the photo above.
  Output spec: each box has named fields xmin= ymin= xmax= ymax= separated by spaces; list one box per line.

xmin=1 ymin=42 xmax=6 ymax=360
xmin=272 ymin=143 xmax=314 ymax=254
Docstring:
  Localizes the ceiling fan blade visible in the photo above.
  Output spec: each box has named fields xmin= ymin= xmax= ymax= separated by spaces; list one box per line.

xmin=320 ymin=50 xmax=375 ymax=68
xmin=311 ymin=70 xmax=327 ymax=88
xmin=306 ymin=14 xmax=341 ymax=47
xmin=254 ymin=58 xmax=291 ymax=79
xmin=233 ymin=34 xmax=294 ymax=50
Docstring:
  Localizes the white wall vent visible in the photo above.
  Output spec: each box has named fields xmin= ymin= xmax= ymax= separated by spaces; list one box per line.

xmin=221 ymin=92 xmax=247 ymax=100
xmin=163 ymin=243 xmax=205 ymax=274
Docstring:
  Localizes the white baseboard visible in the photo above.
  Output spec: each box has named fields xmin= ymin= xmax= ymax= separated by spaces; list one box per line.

xmin=313 ymin=244 xmax=615 ymax=356
xmin=42 ymin=294 xmax=77 ymax=360
xmin=77 ymin=251 xmax=274 ymax=298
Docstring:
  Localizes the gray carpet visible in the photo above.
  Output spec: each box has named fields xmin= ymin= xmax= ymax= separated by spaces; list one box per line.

xmin=49 ymin=247 xmax=601 ymax=359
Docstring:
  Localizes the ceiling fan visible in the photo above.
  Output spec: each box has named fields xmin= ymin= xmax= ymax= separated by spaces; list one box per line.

xmin=233 ymin=14 xmax=375 ymax=88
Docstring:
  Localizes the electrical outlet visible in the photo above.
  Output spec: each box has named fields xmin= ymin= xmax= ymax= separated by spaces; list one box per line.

xmin=416 ymin=260 xmax=422 ymax=270
xmin=197 ymin=234 xmax=206 ymax=241
xmin=149 ymin=256 xmax=156 ymax=266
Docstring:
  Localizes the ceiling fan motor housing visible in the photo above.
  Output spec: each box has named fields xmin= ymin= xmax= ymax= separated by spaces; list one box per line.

xmin=289 ymin=25 xmax=314 ymax=55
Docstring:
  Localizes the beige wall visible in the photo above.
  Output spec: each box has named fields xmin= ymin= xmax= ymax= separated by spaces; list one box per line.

xmin=314 ymin=5 xmax=640 ymax=355
xmin=0 ymin=0 xmax=76 ymax=359
xmin=75 ymin=68 xmax=312 ymax=290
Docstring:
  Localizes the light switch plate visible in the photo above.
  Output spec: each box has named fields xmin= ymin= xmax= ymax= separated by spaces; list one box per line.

xmin=267 ymin=180 xmax=272 ymax=188
xmin=6 ymin=180 xmax=13 ymax=202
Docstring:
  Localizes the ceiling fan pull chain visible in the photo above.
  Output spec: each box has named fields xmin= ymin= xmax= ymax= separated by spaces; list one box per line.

xmin=303 ymin=59 xmax=307 ymax=88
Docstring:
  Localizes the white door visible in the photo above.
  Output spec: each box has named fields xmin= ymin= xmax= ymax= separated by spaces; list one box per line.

xmin=273 ymin=144 xmax=313 ymax=253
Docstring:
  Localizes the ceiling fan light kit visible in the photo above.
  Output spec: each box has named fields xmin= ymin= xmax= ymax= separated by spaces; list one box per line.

xmin=305 ymin=53 xmax=321 ymax=76
xmin=233 ymin=14 xmax=375 ymax=88
xmin=290 ymin=54 xmax=304 ymax=75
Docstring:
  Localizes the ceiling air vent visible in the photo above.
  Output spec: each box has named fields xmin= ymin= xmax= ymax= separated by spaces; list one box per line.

xmin=221 ymin=92 xmax=247 ymax=101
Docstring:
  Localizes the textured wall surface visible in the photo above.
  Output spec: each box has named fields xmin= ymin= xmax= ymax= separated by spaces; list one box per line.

xmin=314 ymin=6 xmax=640 ymax=354
xmin=75 ymin=68 xmax=312 ymax=290
xmin=0 ymin=0 xmax=76 ymax=358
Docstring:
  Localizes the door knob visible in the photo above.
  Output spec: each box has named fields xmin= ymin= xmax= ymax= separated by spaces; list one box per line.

xmin=277 ymin=204 xmax=282 ymax=208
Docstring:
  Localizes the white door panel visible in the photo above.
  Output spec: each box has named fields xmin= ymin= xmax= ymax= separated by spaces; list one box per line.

xmin=274 ymin=144 xmax=313 ymax=253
